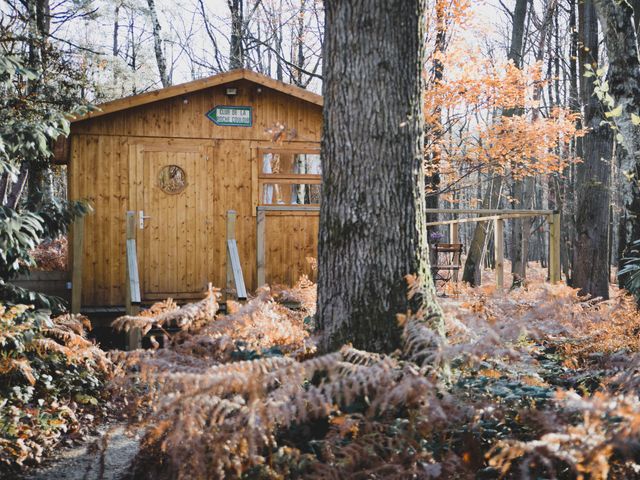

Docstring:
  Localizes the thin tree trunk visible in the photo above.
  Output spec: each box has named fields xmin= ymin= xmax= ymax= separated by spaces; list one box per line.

xmin=228 ymin=0 xmax=244 ymax=69
xmin=318 ymin=0 xmax=442 ymax=353
xmin=113 ymin=2 xmax=120 ymax=57
xmin=512 ymin=0 xmax=556 ymax=285
xmin=4 ymin=164 xmax=30 ymax=209
xmin=571 ymin=0 xmax=612 ymax=299
xmin=462 ymin=174 xmax=502 ymax=286
xmin=463 ymin=0 xmax=527 ymax=286
xmin=293 ymin=0 xmax=306 ymax=86
xmin=147 ymin=0 xmax=170 ymax=87
xmin=426 ymin=0 xmax=447 ymax=268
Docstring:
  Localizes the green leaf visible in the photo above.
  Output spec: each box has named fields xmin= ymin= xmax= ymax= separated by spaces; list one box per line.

xmin=606 ymin=105 xmax=624 ymax=118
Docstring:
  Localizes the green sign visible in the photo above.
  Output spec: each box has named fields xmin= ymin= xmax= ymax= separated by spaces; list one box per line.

xmin=206 ymin=105 xmax=252 ymax=127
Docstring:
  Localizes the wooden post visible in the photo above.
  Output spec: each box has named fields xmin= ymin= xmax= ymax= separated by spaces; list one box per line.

xmin=125 ymin=211 xmax=141 ymax=350
xmin=549 ymin=211 xmax=561 ymax=283
xmin=450 ymin=219 xmax=460 ymax=282
xmin=71 ymin=216 xmax=85 ymax=314
xmin=256 ymin=208 xmax=266 ymax=287
xmin=494 ymin=217 xmax=504 ymax=290
xmin=449 ymin=221 xmax=459 ymax=244
xmin=226 ymin=210 xmax=237 ymax=299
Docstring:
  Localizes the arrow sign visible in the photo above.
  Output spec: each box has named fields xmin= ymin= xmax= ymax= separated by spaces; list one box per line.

xmin=206 ymin=105 xmax=252 ymax=127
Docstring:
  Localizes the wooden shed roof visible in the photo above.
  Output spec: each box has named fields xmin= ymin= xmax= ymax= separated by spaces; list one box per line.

xmin=72 ymin=69 xmax=323 ymax=122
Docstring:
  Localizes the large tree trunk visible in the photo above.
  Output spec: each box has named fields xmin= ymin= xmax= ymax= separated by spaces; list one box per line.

xmin=317 ymin=0 xmax=442 ymax=353
xmin=147 ymin=0 xmax=170 ymax=87
xmin=571 ymin=1 xmax=612 ymax=299
xmin=463 ymin=0 xmax=527 ymax=286
xmin=593 ymin=0 xmax=640 ymax=291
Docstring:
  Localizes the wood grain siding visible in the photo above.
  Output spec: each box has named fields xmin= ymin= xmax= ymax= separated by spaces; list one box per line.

xmin=69 ymin=76 xmax=321 ymax=307
xmin=72 ymin=81 xmax=322 ymax=143
xmin=69 ymin=134 xmax=129 ymax=306
xmin=264 ymin=211 xmax=319 ymax=286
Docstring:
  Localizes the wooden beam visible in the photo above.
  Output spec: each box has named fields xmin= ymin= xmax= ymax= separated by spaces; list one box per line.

xmin=71 ymin=216 xmax=84 ymax=314
xmin=257 ymin=205 xmax=320 ymax=212
xmin=494 ymin=218 xmax=505 ymax=291
xmin=549 ymin=212 xmax=561 ymax=283
xmin=425 ymin=208 xmax=554 ymax=215
xmin=125 ymin=211 xmax=141 ymax=350
xmin=262 ymin=210 xmax=320 ymax=217
xmin=258 ymin=173 xmax=323 ymax=183
xmin=256 ymin=209 xmax=266 ymax=287
xmin=426 ymin=212 xmax=551 ymax=227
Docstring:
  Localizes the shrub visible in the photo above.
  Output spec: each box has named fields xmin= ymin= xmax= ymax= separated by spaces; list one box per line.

xmin=0 ymin=303 xmax=111 ymax=470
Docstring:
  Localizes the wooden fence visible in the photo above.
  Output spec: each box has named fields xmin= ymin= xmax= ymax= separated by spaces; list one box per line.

xmin=425 ymin=208 xmax=561 ymax=290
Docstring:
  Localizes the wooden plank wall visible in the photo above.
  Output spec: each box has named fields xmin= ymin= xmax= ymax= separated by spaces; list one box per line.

xmin=69 ymin=135 xmax=128 ymax=306
xmin=69 ymin=79 xmax=321 ymax=306
xmin=264 ymin=211 xmax=319 ymax=286
xmin=72 ymin=80 xmax=322 ymax=143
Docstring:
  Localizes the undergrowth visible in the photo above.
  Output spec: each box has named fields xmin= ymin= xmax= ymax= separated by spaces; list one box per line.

xmin=106 ymin=274 xmax=640 ymax=479
xmin=0 ymin=305 xmax=112 ymax=472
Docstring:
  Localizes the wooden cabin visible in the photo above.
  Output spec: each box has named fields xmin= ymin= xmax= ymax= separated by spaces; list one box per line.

xmin=64 ymin=69 xmax=323 ymax=309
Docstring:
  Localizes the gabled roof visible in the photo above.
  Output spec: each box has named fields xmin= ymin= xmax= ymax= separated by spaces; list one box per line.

xmin=72 ymin=69 xmax=323 ymax=122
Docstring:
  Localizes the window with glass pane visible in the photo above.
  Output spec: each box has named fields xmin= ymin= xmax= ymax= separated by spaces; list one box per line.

xmin=261 ymin=152 xmax=321 ymax=176
xmin=259 ymin=150 xmax=321 ymax=206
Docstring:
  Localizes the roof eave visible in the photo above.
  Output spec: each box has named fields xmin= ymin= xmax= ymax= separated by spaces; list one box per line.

xmin=70 ymin=69 xmax=322 ymax=123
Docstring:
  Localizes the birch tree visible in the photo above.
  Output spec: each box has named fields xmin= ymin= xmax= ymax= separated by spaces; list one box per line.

xmin=146 ymin=0 xmax=170 ymax=87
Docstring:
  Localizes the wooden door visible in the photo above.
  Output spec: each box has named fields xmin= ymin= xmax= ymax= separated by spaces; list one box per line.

xmin=137 ymin=145 xmax=210 ymax=300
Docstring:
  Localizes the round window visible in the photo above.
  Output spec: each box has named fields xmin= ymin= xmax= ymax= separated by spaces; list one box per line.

xmin=158 ymin=165 xmax=187 ymax=194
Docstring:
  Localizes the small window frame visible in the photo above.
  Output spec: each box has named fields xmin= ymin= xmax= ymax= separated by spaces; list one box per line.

xmin=258 ymin=148 xmax=322 ymax=206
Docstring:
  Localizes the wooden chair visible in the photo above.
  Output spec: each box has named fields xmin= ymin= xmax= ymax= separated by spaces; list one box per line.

xmin=431 ymin=243 xmax=463 ymax=295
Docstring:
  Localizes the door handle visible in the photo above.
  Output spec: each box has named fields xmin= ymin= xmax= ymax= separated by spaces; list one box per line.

xmin=139 ymin=210 xmax=151 ymax=229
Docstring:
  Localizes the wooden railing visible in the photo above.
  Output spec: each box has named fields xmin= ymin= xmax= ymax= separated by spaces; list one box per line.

xmin=425 ymin=208 xmax=561 ymax=290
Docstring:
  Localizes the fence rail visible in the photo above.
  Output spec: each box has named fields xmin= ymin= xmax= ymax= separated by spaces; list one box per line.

xmin=426 ymin=209 xmax=561 ymax=290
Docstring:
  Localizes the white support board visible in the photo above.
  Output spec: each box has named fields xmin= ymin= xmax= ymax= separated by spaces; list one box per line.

xmin=227 ymin=239 xmax=247 ymax=300
xmin=126 ymin=238 xmax=141 ymax=304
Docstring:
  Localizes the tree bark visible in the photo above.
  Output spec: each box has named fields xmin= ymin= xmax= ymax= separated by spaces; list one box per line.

xmin=147 ymin=0 xmax=170 ymax=87
xmin=593 ymin=0 xmax=640 ymax=291
xmin=425 ymin=0 xmax=447 ymax=268
xmin=317 ymin=0 xmax=442 ymax=353
xmin=571 ymin=0 xmax=612 ymax=299
xmin=4 ymin=163 xmax=30 ymax=209
xmin=228 ymin=0 xmax=244 ymax=70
